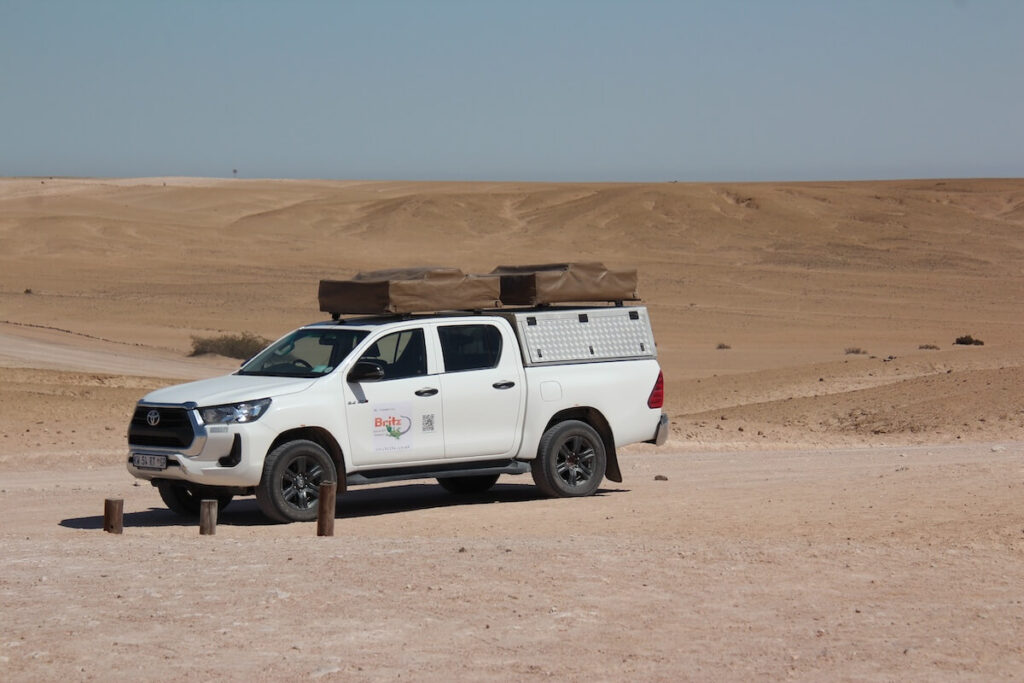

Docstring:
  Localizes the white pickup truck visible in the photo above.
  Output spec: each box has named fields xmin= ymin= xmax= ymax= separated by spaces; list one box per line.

xmin=127 ymin=269 xmax=668 ymax=523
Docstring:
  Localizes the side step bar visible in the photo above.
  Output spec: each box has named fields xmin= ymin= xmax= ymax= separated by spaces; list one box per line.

xmin=347 ymin=459 xmax=531 ymax=486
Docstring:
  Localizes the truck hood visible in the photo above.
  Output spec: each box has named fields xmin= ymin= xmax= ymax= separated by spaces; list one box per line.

xmin=140 ymin=374 xmax=317 ymax=407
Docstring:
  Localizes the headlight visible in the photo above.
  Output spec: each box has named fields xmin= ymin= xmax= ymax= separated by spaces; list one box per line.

xmin=199 ymin=398 xmax=272 ymax=425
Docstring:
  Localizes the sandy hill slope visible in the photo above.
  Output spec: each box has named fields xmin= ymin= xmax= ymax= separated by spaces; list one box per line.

xmin=1 ymin=177 xmax=1023 ymax=460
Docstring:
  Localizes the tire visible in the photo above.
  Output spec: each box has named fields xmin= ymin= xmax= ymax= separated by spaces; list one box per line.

xmin=255 ymin=440 xmax=338 ymax=523
xmin=157 ymin=480 xmax=233 ymax=517
xmin=436 ymin=474 xmax=500 ymax=495
xmin=531 ymin=420 xmax=607 ymax=498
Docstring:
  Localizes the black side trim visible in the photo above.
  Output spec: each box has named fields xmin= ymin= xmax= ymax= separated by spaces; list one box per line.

xmin=347 ymin=459 xmax=530 ymax=486
xmin=357 ymin=458 xmax=516 ymax=479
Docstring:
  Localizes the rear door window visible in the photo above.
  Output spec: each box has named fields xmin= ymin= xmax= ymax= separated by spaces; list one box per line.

xmin=438 ymin=324 xmax=503 ymax=372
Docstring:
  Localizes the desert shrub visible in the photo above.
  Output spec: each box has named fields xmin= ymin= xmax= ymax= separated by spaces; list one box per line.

xmin=716 ymin=342 xmax=731 ymax=350
xmin=953 ymin=335 xmax=984 ymax=346
xmin=918 ymin=344 xmax=940 ymax=350
xmin=190 ymin=331 xmax=270 ymax=359
xmin=23 ymin=288 xmax=32 ymax=294
xmin=845 ymin=347 xmax=867 ymax=355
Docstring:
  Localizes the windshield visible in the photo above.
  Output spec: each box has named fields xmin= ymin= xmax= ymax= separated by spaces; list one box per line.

xmin=238 ymin=327 xmax=370 ymax=378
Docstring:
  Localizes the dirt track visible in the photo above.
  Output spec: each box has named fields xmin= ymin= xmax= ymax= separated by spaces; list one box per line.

xmin=0 ymin=324 xmax=236 ymax=379
xmin=2 ymin=443 xmax=1022 ymax=680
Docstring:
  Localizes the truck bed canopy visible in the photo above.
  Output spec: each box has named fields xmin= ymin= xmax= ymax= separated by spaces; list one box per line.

xmin=318 ymin=263 xmax=639 ymax=315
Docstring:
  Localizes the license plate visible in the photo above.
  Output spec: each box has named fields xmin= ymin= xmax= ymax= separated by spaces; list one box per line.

xmin=133 ymin=454 xmax=167 ymax=470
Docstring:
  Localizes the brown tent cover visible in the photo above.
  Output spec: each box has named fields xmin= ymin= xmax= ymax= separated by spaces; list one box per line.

xmin=318 ymin=267 xmax=501 ymax=315
xmin=491 ymin=262 xmax=639 ymax=305
xmin=318 ymin=263 xmax=639 ymax=315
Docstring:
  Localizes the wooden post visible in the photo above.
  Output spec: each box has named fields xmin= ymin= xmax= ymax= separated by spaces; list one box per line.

xmin=199 ymin=499 xmax=217 ymax=535
xmin=317 ymin=481 xmax=337 ymax=537
xmin=103 ymin=498 xmax=123 ymax=534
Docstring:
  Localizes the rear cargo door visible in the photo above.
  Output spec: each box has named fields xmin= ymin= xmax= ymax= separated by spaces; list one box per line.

xmin=435 ymin=322 xmax=525 ymax=459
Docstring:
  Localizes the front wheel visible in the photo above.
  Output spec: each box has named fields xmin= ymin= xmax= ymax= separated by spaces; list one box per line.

xmin=531 ymin=420 xmax=607 ymax=498
xmin=256 ymin=440 xmax=338 ymax=523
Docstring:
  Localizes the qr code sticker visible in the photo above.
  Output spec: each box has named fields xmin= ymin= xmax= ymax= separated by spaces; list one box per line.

xmin=422 ymin=413 xmax=435 ymax=433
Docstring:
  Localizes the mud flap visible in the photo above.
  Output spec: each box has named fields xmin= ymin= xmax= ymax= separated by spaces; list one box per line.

xmin=604 ymin=449 xmax=622 ymax=483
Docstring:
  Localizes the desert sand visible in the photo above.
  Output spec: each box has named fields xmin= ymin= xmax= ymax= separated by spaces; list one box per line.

xmin=0 ymin=177 xmax=1022 ymax=680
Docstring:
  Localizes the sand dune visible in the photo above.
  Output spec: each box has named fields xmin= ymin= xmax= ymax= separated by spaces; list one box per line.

xmin=2 ymin=177 xmax=1022 ymax=454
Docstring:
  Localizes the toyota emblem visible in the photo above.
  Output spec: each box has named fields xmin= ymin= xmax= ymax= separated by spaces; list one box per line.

xmin=146 ymin=410 xmax=161 ymax=427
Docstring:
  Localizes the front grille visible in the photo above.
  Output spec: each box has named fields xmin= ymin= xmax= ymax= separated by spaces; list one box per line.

xmin=129 ymin=406 xmax=195 ymax=449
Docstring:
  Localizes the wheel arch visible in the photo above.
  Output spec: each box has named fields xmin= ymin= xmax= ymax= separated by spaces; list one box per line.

xmin=267 ymin=427 xmax=347 ymax=486
xmin=542 ymin=408 xmax=621 ymax=483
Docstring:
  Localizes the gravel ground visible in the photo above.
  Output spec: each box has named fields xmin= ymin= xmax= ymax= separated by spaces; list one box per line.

xmin=2 ymin=444 xmax=1022 ymax=681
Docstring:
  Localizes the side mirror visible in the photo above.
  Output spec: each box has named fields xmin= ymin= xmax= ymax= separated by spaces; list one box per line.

xmin=347 ymin=361 xmax=385 ymax=383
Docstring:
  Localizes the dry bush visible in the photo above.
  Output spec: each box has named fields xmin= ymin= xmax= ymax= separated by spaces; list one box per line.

xmin=845 ymin=347 xmax=867 ymax=355
xmin=190 ymin=332 xmax=269 ymax=359
xmin=953 ymin=335 xmax=984 ymax=346
xmin=716 ymin=342 xmax=731 ymax=350
xmin=918 ymin=344 xmax=940 ymax=350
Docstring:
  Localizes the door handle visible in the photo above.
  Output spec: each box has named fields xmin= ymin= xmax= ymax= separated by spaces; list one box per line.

xmin=415 ymin=387 xmax=439 ymax=397
xmin=492 ymin=381 xmax=516 ymax=390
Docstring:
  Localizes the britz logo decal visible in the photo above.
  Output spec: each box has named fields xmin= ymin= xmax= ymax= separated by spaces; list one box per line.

xmin=375 ymin=414 xmax=412 ymax=440
xmin=372 ymin=403 xmax=414 ymax=451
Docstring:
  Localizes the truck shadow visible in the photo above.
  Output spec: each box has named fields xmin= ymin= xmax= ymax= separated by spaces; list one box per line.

xmin=335 ymin=482 xmax=625 ymax=520
xmin=59 ymin=482 xmax=628 ymax=529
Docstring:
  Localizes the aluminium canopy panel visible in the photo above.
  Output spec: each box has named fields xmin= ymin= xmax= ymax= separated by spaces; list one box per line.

xmin=511 ymin=306 xmax=656 ymax=365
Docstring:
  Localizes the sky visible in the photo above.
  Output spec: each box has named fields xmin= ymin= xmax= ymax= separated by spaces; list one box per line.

xmin=2 ymin=0 xmax=1022 ymax=182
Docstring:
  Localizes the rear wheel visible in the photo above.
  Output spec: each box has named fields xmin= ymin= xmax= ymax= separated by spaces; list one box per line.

xmin=531 ymin=420 xmax=607 ymax=498
xmin=256 ymin=440 xmax=337 ymax=523
xmin=157 ymin=481 xmax=232 ymax=517
xmin=436 ymin=474 xmax=500 ymax=495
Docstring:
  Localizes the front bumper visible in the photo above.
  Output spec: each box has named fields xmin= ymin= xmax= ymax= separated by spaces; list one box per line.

xmin=127 ymin=403 xmax=266 ymax=488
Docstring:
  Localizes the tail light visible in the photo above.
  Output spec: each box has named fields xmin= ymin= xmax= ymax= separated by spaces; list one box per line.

xmin=647 ymin=370 xmax=664 ymax=409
